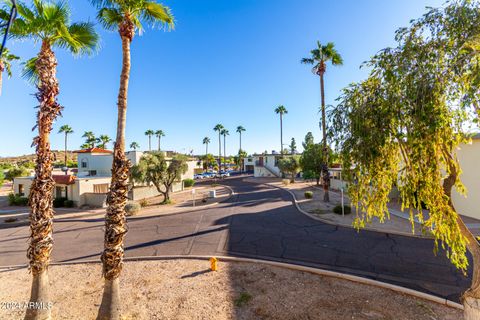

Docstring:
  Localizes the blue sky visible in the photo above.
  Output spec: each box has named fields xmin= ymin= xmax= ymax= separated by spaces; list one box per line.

xmin=0 ymin=0 xmax=445 ymax=157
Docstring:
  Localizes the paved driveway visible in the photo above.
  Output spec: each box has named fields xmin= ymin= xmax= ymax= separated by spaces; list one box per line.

xmin=0 ymin=177 xmax=471 ymax=302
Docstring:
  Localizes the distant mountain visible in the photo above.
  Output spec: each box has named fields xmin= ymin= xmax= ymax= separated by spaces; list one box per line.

xmin=0 ymin=151 xmax=77 ymax=165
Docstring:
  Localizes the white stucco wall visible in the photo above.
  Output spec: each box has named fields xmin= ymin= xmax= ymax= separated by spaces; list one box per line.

xmin=77 ymin=153 xmax=113 ymax=176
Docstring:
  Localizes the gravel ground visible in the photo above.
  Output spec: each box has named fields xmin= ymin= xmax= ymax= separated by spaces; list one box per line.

xmin=0 ymin=260 xmax=461 ymax=320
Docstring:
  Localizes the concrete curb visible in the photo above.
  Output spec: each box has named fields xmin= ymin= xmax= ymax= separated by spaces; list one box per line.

xmin=265 ymin=182 xmax=428 ymax=239
xmin=0 ymin=255 xmax=463 ymax=310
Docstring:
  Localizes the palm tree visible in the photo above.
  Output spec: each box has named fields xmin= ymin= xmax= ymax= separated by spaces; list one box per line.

xmin=130 ymin=142 xmax=139 ymax=151
xmin=274 ymin=105 xmax=288 ymax=155
xmin=82 ymin=131 xmax=97 ymax=148
xmin=58 ymin=125 xmax=73 ymax=167
xmin=213 ymin=124 xmax=224 ymax=172
xmin=155 ymin=129 xmax=165 ymax=151
xmin=98 ymin=134 xmax=112 ymax=149
xmin=202 ymin=137 xmax=210 ymax=156
xmin=221 ymin=128 xmax=229 ymax=172
xmin=301 ymin=41 xmax=343 ymax=202
xmin=0 ymin=48 xmax=19 ymax=95
xmin=145 ymin=129 xmax=155 ymax=151
xmin=92 ymin=0 xmax=173 ymax=318
xmin=6 ymin=1 xmax=98 ymax=318
xmin=236 ymin=125 xmax=245 ymax=152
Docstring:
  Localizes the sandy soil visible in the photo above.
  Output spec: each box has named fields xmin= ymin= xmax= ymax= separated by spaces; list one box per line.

xmin=0 ymin=260 xmax=461 ymax=320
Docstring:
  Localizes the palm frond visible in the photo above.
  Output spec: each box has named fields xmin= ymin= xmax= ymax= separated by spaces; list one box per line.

xmin=57 ymin=22 xmax=99 ymax=55
xmin=301 ymin=57 xmax=314 ymax=64
xmin=141 ymin=1 xmax=174 ymax=30
xmin=97 ymin=7 xmax=123 ymax=31
xmin=21 ymin=56 xmax=39 ymax=85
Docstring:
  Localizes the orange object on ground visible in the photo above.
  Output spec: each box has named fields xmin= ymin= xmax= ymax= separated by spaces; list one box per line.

xmin=210 ymin=257 xmax=218 ymax=271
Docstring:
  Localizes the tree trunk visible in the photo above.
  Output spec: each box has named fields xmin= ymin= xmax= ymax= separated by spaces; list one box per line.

xmin=319 ymin=72 xmax=330 ymax=202
xmin=240 ymin=132 xmax=242 ymax=152
xmin=280 ymin=114 xmax=283 ymax=155
xmin=316 ymin=176 xmax=320 ymax=186
xmin=218 ymin=134 xmax=221 ymax=172
xmin=148 ymin=136 xmax=151 ymax=152
xmin=64 ymin=133 xmax=68 ymax=170
xmin=25 ymin=41 xmax=61 ymax=320
xmin=97 ymin=23 xmax=133 ymax=320
xmin=223 ymin=135 xmax=226 ymax=172
xmin=442 ymin=164 xmax=480 ymax=319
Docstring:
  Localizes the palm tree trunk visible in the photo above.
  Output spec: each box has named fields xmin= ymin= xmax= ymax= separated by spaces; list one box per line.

xmin=25 ymin=41 xmax=61 ymax=320
xmin=148 ymin=136 xmax=151 ymax=152
xmin=218 ymin=134 xmax=221 ymax=172
xmin=223 ymin=135 xmax=226 ymax=172
xmin=97 ymin=24 xmax=132 ymax=320
xmin=320 ymin=72 xmax=330 ymax=202
xmin=158 ymin=137 xmax=160 ymax=151
xmin=442 ymin=153 xmax=480 ymax=319
xmin=240 ymin=132 xmax=242 ymax=152
xmin=64 ymin=133 xmax=68 ymax=170
xmin=280 ymin=115 xmax=283 ymax=155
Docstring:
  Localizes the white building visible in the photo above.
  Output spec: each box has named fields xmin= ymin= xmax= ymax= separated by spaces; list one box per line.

xmin=13 ymin=148 xmax=196 ymax=208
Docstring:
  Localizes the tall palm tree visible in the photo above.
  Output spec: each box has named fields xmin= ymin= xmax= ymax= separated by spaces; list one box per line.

xmin=0 ymin=48 xmax=19 ymax=96
xmin=58 ymin=125 xmax=73 ymax=167
xmin=82 ymin=131 xmax=96 ymax=148
xmin=221 ymin=128 xmax=229 ymax=172
xmin=98 ymin=134 xmax=112 ymax=149
xmin=155 ymin=129 xmax=165 ymax=151
xmin=236 ymin=125 xmax=245 ymax=152
xmin=202 ymin=137 xmax=210 ymax=156
xmin=145 ymin=129 xmax=155 ymax=151
xmin=130 ymin=141 xmax=139 ymax=151
xmin=213 ymin=124 xmax=224 ymax=172
xmin=301 ymin=41 xmax=343 ymax=202
xmin=92 ymin=1 xmax=173 ymax=318
xmin=6 ymin=1 xmax=98 ymax=318
xmin=274 ymin=105 xmax=288 ymax=155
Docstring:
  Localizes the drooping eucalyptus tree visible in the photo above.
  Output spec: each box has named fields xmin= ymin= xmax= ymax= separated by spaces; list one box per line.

xmin=91 ymin=0 xmax=174 ymax=318
xmin=331 ymin=1 xmax=480 ymax=318
xmin=3 ymin=1 xmax=98 ymax=318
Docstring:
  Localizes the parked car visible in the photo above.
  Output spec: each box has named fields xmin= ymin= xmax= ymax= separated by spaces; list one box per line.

xmin=203 ymin=172 xmax=215 ymax=179
xmin=194 ymin=174 xmax=204 ymax=180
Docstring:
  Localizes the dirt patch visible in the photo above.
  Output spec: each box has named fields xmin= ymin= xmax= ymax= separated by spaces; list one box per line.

xmin=0 ymin=260 xmax=461 ymax=320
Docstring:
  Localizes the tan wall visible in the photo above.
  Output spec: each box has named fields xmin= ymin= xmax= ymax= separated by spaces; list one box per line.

xmin=452 ymin=140 xmax=480 ymax=220
xmin=130 ymin=181 xmax=184 ymax=201
xmin=13 ymin=177 xmax=33 ymax=196
xmin=83 ymin=193 xmax=107 ymax=208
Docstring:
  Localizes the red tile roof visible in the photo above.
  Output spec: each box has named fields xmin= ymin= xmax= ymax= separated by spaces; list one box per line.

xmin=53 ymin=175 xmax=76 ymax=185
xmin=74 ymin=147 xmax=113 ymax=154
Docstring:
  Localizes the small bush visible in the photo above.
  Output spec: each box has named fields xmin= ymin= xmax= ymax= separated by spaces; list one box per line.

xmin=333 ymin=204 xmax=351 ymax=215
xmin=63 ymin=200 xmax=74 ymax=208
xmin=183 ymin=178 xmax=195 ymax=188
xmin=139 ymin=198 xmax=148 ymax=207
xmin=304 ymin=191 xmax=313 ymax=199
xmin=53 ymin=197 xmax=67 ymax=208
xmin=125 ymin=202 xmax=141 ymax=216
xmin=8 ymin=193 xmax=28 ymax=206
xmin=234 ymin=292 xmax=252 ymax=307
xmin=4 ymin=217 xmax=18 ymax=223
xmin=282 ymin=179 xmax=290 ymax=186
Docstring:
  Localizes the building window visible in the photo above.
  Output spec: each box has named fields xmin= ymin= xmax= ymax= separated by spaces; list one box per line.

xmin=81 ymin=158 xmax=88 ymax=168
xmin=89 ymin=170 xmax=97 ymax=176
xmin=18 ymin=184 xmax=24 ymax=196
xmin=248 ymin=158 xmax=252 ymax=162
xmin=93 ymin=183 xmax=109 ymax=193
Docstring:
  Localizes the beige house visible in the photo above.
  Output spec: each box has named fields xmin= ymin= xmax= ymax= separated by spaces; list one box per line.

xmin=14 ymin=148 xmax=196 ymax=208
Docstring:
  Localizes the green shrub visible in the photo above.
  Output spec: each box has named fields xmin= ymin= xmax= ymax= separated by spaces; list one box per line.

xmin=125 ymin=202 xmax=141 ymax=216
xmin=53 ymin=197 xmax=67 ymax=208
xmin=333 ymin=204 xmax=351 ymax=215
xmin=5 ymin=167 xmax=29 ymax=181
xmin=63 ymin=200 xmax=74 ymax=208
xmin=8 ymin=193 xmax=28 ymax=206
xmin=304 ymin=191 xmax=313 ymax=199
xmin=0 ymin=171 xmax=4 ymax=188
xmin=302 ymin=170 xmax=317 ymax=181
xmin=183 ymin=178 xmax=195 ymax=188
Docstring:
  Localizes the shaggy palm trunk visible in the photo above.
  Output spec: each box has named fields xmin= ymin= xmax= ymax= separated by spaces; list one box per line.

xmin=25 ymin=41 xmax=62 ymax=320
xmin=97 ymin=21 xmax=133 ymax=320
xmin=442 ymin=164 xmax=480 ymax=319
xmin=319 ymin=70 xmax=330 ymax=202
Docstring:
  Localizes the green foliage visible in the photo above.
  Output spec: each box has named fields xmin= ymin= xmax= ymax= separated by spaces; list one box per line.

xmin=131 ymin=152 xmax=188 ymax=203
xmin=0 ymin=162 xmax=14 ymax=170
xmin=331 ymin=1 xmax=480 ymax=273
xmin=130 ymin=142 xmax=140 ymax=150
xmin=8 ymin=193 xmax=29 ymax=206
xmin=289 ymin=138 xmax=297 ymax=154
xmin=82 ymin=131 xmax=97 ymax=148
xmin=302 ymin=169 xmax=316 ymax=181
xmin=333 ymin=205 xmax=351 ymax=215
xmin=301 ymin=41 xmax=343 ymax=72
xmin=5 ymin=167 xmax=29 ymax=181
xmin=304 ymin=191 xmax=313 ymax=199
xmin=300 ymin=144 xmax=333 ymax=184
xmin=274 ymin=105 xmax=288 ymax=115
xmin=125 ymin=202 xmax=141 ymax=216
xmin=0 ymin=171 xmax=4 ymax=188
xmin=302 ymin=132 xmax=314 ymax=150
xmin=277 ymin=156 xmax=300 ymax=182
xmin=183 ymin=178 xmax=195 ymax=188
xmin=234 ymin=292 xmax=252 ymax=307
xmin=202 ymin=154 xmax=217 ymax=170
xmin=53 ymin=197 xmax=67 ymax=208
xmin=63 ymin=200 xmax=74 ymax=208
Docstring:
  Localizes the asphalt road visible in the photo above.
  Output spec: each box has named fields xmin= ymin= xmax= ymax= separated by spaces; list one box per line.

xmin=0 ymin=176 xmax=471 ymax=302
